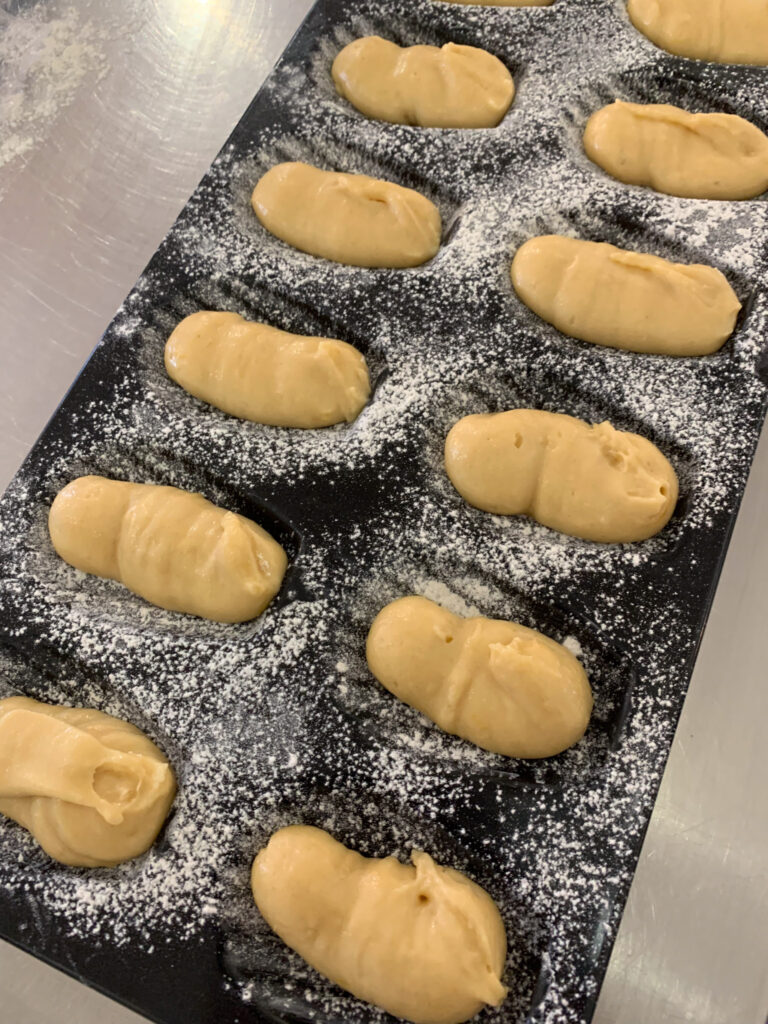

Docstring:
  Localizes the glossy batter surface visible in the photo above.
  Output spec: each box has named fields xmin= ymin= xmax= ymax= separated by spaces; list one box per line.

xmin=584 ymin=101 xmax=768 ymax=200
xmin=511 ymin=235 xmax=741 ymax=356
xmin=367 ymin=596 xmax=593 ymax=758
xmin=332 ymin=37 xmax=514 ymax=128
xmin=252 ymin=162 xmax=442 ymax=267
xmin=165 ymin=311 xmax=370 ymax=427
xmin=49 ymin=476 xmax=287 ymax=622
xmin=0 ymin=696 xmax=175 ymax=867
xmin=627 ymin=0 xmax=768 ymax=65
xmin=445 ymin=410 xmax=678 ymax=543
xmin=251 ymin=825 xmax=508 ymax=1024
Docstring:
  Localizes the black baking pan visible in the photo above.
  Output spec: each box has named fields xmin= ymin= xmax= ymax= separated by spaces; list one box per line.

xmin=1 ymin=1 xmax=766 ymax=1022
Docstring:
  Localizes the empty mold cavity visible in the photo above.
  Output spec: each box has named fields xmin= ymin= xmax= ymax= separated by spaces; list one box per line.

xmin=24 ymin=441 xmax=304 ymax=641
xmin=217 ymin=785 xmax=548 ymax=1024
xmin=328 ymin=565 xmax=637 ymax=789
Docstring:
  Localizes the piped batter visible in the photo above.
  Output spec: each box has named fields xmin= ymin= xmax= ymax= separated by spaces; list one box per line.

xmin=367 ymin=595 xmax=593 ymax=758
xmin=0 ymin=696 xmax=176 ymax=867
xmin=252 ymin=162 xmax=442 ymax=268
xmin=332 ymin=37 xmax=514 ymax=128
xmin=511 ymin=235 xmax=741 ymax=356
xmin=584 ymin=100 xmax=768 ymax=200
xmin=445 ymin=410 xmax=678 ymax=543
xmin=165 ymin=311 xmax=370 ymax=427
xmin=251 ymin=824 xmax=508 ymax=1024
xmin=627 ymin=0 xmax=768 ymax=65
xmin=49 ymin=476 xmax=287 ymax=622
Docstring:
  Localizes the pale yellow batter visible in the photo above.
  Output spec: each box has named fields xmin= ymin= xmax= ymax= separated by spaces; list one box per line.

xmin=251 ymin=825 xmax=507 ymax=1024
xmin=366 ymin=596 xmax=592 ymax=759
xmin=627 ymin=0 xmax=768 ymax=66
xmin=49 ymin=476 xmax=287 ymax=622
xmin=0 ymin=696 xmax=175 ymax=867
xmin=332 ymin=37 xmax=515 ymax=128
xmin=251 ymin=162 xmax=442 ymax=268
xmin=584 ymin=100 xmax=768 ymax=200
xmin=165 ymin=311 xmax=370 ymax=427
xmin=511 ymin=236 xmax=741 ymax=356
xmin=445 ymin=410 xmax=678 ymax=543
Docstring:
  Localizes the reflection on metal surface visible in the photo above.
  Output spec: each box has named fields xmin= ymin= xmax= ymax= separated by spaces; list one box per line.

xmin=0 ymin=2 xmax=766 ymax=1023
xmin=0 ymin=0 xmax=299 ymax=491
xmin=0 ymin=5 xmax=105 ymax=175
xmin=598 ymin=424 xmax=768 ymax=1021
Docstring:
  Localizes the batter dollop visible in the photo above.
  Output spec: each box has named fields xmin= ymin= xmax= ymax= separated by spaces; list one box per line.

xmin=332 ymin=37 xmax=514 ymax=128
xmin=0 ymin=697 xmax=175 ymax=867
xmin=251 ymin=825 xmax=508 ymax=1024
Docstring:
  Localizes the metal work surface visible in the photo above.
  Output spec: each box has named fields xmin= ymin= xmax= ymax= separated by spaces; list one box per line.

xmin=0 ymin=2 xmax=765 ymax=1023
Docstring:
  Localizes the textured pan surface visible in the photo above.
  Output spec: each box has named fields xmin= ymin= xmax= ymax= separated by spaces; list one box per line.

xmin=0 ymin=1 xmax=767 ymax=1023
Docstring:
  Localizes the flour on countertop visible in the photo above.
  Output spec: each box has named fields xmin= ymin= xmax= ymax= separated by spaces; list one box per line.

xmin=0 ymin=3 xmax=106 ymax=173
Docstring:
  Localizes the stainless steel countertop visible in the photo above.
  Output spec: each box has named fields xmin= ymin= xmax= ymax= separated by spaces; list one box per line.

xmin=0 ymin=2 xmax=766 ymax=1022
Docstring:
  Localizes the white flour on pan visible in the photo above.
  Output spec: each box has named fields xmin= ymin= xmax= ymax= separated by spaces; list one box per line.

xmin=0 ymin=1 xmax=767 ymax=1023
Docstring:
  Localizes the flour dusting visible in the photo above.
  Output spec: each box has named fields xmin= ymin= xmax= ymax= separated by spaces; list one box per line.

xmin=0 ymin=3 xmax=105 ymax=172
xmin=0 ymin=1 xmax=766 ymax=1024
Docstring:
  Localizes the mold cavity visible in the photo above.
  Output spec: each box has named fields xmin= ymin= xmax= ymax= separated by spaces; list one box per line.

xmin=660 ymin=485 xmax=668 ymax=496
xmin=514 ymin=434 xmax=523 ymax=449
xmin=445 ymin=635 xmax=454 ymax=644
xmin=418 ymin=893 xmax=430 ymax=904
xmin=442 ymin=209 xmax=462 ymax=246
